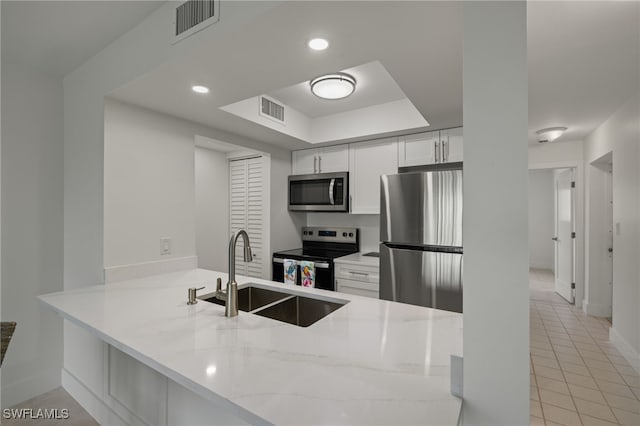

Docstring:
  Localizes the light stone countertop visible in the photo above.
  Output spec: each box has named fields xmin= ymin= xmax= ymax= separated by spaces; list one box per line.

xmin=334 ymin=251 xmax=380 ymax=267
xmin=39 ymin=268 xmax=463 ymax=425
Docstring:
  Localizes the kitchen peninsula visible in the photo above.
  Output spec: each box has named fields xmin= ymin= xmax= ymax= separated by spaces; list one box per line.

xmin=39 ymin=269 xmax=463 ymax=425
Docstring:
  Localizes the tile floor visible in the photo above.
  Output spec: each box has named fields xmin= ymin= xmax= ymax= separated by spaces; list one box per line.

xmin=3 ymin=387 xmax=98 ymax=425
xmin=530 ymin=268 xmax=640 ymax=426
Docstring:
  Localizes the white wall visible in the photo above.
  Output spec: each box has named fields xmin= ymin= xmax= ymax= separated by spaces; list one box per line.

xmin=104 ymin=98 xmax=197 ymax=273
xmin=584 ymin=93 xmax=640 ymax=368
xmin=306 ymin=213 xmax=379 ymax=252
xmin=195 ymin=147 xmax=229 ymax=271
xmin=462 ymin=3 xmax=529 ymax=424
xmin=528 ymin=170 xmax=554 ymax=270
xmin=1 ymin=61 xmax=64 ymax=407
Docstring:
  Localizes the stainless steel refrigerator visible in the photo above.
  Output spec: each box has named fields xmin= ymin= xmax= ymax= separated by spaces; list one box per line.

xmin=379 ymin=170 xmax=463 ymax=313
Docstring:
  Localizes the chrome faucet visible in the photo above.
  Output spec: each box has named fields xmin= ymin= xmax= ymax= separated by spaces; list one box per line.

xmin=224 ymin=230 xmax=253 ymax=317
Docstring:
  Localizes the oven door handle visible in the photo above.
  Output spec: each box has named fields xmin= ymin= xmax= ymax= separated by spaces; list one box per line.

xmin=329 ymin=178 xmax=335 ymax=205
xmin=272 ymin=258 xmax=330 ymax=269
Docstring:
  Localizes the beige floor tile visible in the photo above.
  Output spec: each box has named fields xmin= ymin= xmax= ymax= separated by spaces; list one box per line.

xmin=630 ymin=387 xmax=640 ymax=400
xmin=584 ymin=359 xmax=619 ymax=372
xmin=603 ymin=393 xmax=640 ymax=414
xmin=622 ymin=375 xmax=640 ymax=388
xmin=554 ymin=344 xmax=581 ymax=356
xmin=568 ymin=384 xmax=607 ymax=404
xmin=536 ymin=365 xmax=565 ymax=380
xmin=611 ymin=407 xmax=640 ymax=426
xmin=531 ymin=385 xmax=540 ymax=401
xmin=574 ymin=398 xmax=618 ymax=423
xmin=556 ymin=352 xmax=586 ymax=365
xmin=579 ymin=414 xmax=620 ymax=426
xmin=590 ymin=368 xmax=626 ymax=384
xmin=537 ymin=376 xmax=571 ymax=395
xmin=542 ymin=404 xmax=582 ymax=426
xmin=540 ymin=388 xmax=576 ymax=410
xmin=565 ymin=372 xmax=599 ymax=390
xmin=562 ymin=362 xmax=593 ymax=377
xmin=613 ymin=365 xmax=637 ymax=376
xmin=530 ymin=415 xmax=545 ymax=426
xmin=531 ymin=398 xmax=544 ymax=418
xmin=531 ymin=347 xmax=557 ymax=359
xmin=595 ymin=379 xmax=636 ymax=399
xmin=534 ymin=355 xmax=561 ymax=369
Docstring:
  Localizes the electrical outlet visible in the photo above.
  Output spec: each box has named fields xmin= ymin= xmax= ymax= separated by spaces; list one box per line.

xmin=160 ymin=237 xmax=171 ymax=255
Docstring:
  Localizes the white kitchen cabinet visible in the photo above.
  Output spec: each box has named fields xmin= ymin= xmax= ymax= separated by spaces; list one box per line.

xmin=397 ymin=130 xmax=439 ymax=167
xmin=349 ymin=138 xmax=398 ymax=214
xmin=291 ymin=149 xmax=318 ymax=175
xmin=291 ymin=145 xmax=348 ymax=175
xmin=335 ymin=262 xmax=379 ymax=299
xmin=441 ymin=127 xmax=463 ymax=163
xmin=398 ymin=127 xmax=463 ymax=167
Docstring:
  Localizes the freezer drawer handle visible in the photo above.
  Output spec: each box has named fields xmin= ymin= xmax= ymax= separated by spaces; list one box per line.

xmin=272 ymin=258 xmax=330 ymax=269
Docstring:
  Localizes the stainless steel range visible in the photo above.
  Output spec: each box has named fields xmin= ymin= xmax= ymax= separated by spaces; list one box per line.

xmin=272 ymin=227 xmax=359 ymax=291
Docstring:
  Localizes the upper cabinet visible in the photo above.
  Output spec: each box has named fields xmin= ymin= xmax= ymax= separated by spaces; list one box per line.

xmin=398 ymin=127 xmax=463 ymax=167
xmin=440 ymin=127 xmax=463 ymax=163
xmin=349 ymin=138 xmax=398 ymax=214
xmin=292 ymin=145 xmax=349 ymax=175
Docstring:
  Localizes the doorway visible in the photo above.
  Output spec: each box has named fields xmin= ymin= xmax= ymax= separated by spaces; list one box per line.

xmin=194 ymin=135 xmax=271 ymax=279
xmin=528 ymin=167 xmax=577 ymax=305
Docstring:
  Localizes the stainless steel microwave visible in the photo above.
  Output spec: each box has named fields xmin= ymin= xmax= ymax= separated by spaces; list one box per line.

xmin=288 ymin=172 xmax=349 ymax=212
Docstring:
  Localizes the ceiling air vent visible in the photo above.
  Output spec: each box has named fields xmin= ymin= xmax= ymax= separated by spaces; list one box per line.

xmin=259 ymin=96 xmax=285 ymax=124
xmin=172 ymin=0 xmax=219 ymax=44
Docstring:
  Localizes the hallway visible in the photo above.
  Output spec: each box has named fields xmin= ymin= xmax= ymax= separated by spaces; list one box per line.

xmin=529 ymin=269 xmax=640 ymax=425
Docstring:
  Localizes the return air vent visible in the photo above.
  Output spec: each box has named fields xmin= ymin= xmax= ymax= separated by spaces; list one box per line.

xmin=259 ymin=96 xmax=285 ymax=124
xmin=172 ymin=0 xmax=219 ymax=44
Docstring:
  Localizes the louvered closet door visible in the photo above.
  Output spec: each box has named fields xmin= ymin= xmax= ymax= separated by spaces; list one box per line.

xmin=229 ymin=157 xmax=265 ymax=279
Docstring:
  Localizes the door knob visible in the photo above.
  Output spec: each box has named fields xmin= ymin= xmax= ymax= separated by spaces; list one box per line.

xmin=552 ymin=237 xmax=558 ymax=241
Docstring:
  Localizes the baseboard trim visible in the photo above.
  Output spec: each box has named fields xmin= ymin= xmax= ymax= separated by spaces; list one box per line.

xmin=583 ymin=301 xmax=611 ymax=318
xmin=609 ymin=327 xmax=640 ymax=374
xmin=62 ymin=368 xmax=127 ymax=425
xmin=104 ymin=256 xmax=198 ymax=283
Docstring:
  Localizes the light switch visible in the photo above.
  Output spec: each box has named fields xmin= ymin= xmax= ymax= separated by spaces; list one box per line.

xmin=160 ymin=237 xmax=171 ymax=255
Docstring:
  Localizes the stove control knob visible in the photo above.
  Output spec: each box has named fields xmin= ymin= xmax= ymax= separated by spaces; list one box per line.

xmin=348 ymin=232 xmax=354 ymax=237
xmin=309 ymin=231 xmax=313 ymax=235
xmin=342 ymin=232 xmax=347 ymax=237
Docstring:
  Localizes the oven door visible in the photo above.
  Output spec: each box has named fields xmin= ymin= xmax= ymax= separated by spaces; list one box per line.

xmin=288 ymin=172 xmax=348 ymax=212
xmin=272 ymin=258 xmax=335 ymax=291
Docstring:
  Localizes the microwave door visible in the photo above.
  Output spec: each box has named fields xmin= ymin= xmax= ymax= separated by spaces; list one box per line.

xmin=288 ymin=172 xmax=348 ymax=212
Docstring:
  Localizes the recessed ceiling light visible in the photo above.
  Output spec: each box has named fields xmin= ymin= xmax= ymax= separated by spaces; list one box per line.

xmin=310 ymin=73 xmax=356 ymax=100
xmin=191 ymin=85 xmax=210 ymax=94
xmin=308 ymin=38 xmax=329 ymax=51
xmin=536 ymin=127 xmax=567 ymax=143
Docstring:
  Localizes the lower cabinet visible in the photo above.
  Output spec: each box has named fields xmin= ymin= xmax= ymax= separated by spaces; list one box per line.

xmin=335 ymin=262 xmax=379 ymax=299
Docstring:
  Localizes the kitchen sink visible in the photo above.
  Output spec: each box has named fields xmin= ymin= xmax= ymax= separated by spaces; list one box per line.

xmin=200 ymin=285 xmax=290 ymax=312
xmin=253 ymin=295 xmax=347 ymax=327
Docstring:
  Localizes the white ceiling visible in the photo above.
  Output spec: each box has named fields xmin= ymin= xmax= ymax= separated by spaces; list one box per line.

xmin=1 ymin=0 xmax=164 ymax=77
xmin=268 ymin=61 xmax=407 ymax=119
xmin=528 ymin=1 xmax=639 ymax=144
xmin=3 ymin=1 xmax=637 ymax=149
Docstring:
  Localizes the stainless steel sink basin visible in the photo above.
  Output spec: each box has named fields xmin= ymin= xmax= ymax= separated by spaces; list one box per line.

xmin=253 ymin=295 xmax=347 ymax=327
xmin=200 ymin=285 xmax=290 ymax=312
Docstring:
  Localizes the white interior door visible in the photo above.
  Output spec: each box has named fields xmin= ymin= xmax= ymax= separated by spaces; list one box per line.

xmin=554 ymin=169 xmax=575 ymax=303
xmin=604 ymin=169 xmax=613 ymax=319
xmin=229 ymin=156 xmax=268 ymax=279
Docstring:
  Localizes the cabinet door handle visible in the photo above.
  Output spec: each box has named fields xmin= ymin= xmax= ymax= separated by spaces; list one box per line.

xmin=349 ymin=271 xmax=369 ymax=276
xmin=434 ymin=141 xmax=440 ymax=163
xmin=442 ymin=140 xmax=448 ymax=163
xmin=318 ymin=155 xmax=322 ymax=173
xmin=313 ymin=156 xmax=317 ymax=173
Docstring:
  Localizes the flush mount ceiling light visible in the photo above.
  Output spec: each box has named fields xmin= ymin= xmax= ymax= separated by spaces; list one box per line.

xmin=536 ymin=127 xmax=567 ymax=143
xmin=308 ymin=38 xmax=329 ymax=51
xmin=191 ymin=85 xmax=210 ymax=94
xmin=310 ymin=73 xmax=356 ymax=100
